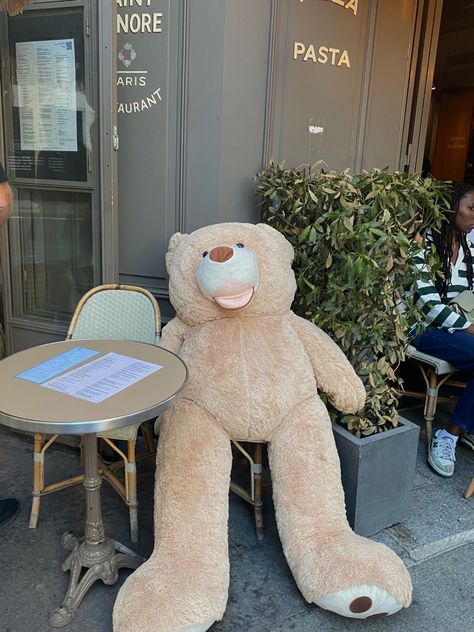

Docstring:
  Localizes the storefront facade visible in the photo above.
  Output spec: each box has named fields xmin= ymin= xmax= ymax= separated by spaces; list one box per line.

xmin=0 ymin=0 xmax=443 ymax=352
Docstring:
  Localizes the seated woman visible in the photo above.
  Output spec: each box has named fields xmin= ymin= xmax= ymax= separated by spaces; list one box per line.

xmin=412 ymin=181 xmax=474 ymax=477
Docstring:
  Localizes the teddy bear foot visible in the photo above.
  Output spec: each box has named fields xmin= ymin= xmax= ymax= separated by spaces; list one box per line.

xmin=315 ymin=584 xmax=403 ymax=619
xmin=113 ymin=555 xmax=226 ymax=632
xmin=177 ymin=622 xmax=215 ymax=632
xmin=115 ymin=615 xmax=215 ymax=632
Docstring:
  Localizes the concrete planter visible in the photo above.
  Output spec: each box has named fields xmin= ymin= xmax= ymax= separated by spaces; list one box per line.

xmin=332 ymin=416 xmax=420 ymax=537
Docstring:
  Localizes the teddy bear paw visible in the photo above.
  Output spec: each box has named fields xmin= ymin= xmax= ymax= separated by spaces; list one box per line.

xmin=315 ymin=584 xmax=403 ymax=619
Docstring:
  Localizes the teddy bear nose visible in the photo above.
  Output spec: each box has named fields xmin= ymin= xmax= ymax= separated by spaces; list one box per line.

xmin=209 ymin=246 xmax=234 ymax=263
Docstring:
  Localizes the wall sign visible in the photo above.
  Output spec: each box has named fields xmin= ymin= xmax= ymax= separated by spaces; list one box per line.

xmin=299 ymin=0 xmax=358 ymax=16
xmin=117 ymin=0 xmax=163 ymax=34
xmin=293 ymin=42 xmax=351 ymax=67
xmin=116 ymin=0 xmax=165 ymax=115
xmin=293 ymin=0 xmax=360 ymax=70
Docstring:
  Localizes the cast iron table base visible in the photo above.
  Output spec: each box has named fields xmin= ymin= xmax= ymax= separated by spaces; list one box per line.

xmin=49 ymin=433 xmax=143 ymax=627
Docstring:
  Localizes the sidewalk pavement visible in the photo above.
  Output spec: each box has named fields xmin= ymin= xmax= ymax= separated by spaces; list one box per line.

xmin=0 ymin=405 xmax=473 ymax=632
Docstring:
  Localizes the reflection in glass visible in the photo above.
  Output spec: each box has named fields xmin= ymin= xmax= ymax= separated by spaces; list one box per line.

xmin=9 ymin=188 xmax=93 ymax=323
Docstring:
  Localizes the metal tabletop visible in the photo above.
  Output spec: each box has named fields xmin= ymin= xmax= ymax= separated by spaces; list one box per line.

xmin=0 ymin=339 xmax=187 ymax=434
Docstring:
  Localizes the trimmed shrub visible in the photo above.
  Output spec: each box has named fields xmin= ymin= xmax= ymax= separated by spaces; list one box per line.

xmin=256 ymin=164 xmax=449 ymax=435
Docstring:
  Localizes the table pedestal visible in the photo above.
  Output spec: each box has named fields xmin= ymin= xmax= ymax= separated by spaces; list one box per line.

xmin=49 ymin=433 xmax=143 ymax=628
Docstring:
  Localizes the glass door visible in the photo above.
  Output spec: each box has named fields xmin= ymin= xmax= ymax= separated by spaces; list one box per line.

xmin=0 ymin=0 xmax=117 ymax=352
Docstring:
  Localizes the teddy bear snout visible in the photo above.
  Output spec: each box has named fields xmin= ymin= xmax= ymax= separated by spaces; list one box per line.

xmin=209 ymin=246 xmax=234 ymax=263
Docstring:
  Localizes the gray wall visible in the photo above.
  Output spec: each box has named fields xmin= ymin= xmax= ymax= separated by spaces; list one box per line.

xmin=361 ymin=0 xmax=420 ymax=170
xmin=0 ymin=0 xmax=436 ymax=350
xmin=116 ymin=0 xmax=424 ymax=314
xmin=117 ymin=0 xmax=272 ymax=317
xmin=117 ymin=0 xmax=180 ymax=294
xmin=188 ymin=0 xmax=271 ymax=231
xmin=267 ymin=0 xmax=420 ymax=171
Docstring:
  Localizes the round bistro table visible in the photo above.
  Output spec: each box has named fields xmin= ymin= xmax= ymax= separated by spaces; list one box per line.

xmin=0 ymin=339 xmax=187 ymax=627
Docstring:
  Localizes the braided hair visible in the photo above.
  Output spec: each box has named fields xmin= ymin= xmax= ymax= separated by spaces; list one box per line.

xmin=431 ymin=181 xmax=474 ymax=301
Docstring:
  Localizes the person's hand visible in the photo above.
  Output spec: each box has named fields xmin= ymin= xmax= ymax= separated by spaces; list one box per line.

xmin=465 ymin=324 xmax=474 ymax=335
xmin=0 ymin=180 xmax=12 ymax=229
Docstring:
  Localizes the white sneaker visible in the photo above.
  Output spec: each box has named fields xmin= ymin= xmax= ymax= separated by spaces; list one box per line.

xmin=460 ymin=432 xmax=474 ymax=452
xmin=428 ymin=430 xmax=456 ymax=477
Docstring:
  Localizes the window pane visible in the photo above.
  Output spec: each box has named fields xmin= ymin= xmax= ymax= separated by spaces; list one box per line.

xmin=7 ymin=8 xmax=89 ymax=182
xmin=9 ymin=188 xmax=93 ymax=323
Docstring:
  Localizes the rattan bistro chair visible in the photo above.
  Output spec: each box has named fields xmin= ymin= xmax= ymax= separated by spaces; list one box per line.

xmin=404 ymin=346 xmax=474 ymax=500
xmin=29 ymin=284 xmax=161 ymax=542
xmin=404 ymin=344 xmax=465 ymax=445
xmin=230 ymin=440 xmax=266 ymax=541
xmin=464 ymin=475 xmax=474 ymax=498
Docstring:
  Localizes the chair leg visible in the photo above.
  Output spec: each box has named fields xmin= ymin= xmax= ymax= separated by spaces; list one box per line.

xmin=126 ymin=439 xmax=138 ymax=543
xmin=253 ymin=443 xmax=264 ymax=542
xmin=464 ymin=476 xmax=474 ymax=499
xmin=230 ymin=441 xmax=266 ymax=541
xmin=141 ymin=420 xmax=156 ymax=455
xmin=30 ymin=433 xmax=45 ymax=528
xmin=423 ymin=369 xmax=439 ymax=447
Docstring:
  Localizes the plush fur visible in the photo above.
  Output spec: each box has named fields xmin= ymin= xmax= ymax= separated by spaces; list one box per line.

xmin=113 ymin=222 xmax=412 ymax=632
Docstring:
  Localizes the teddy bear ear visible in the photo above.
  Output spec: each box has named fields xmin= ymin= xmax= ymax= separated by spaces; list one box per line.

xmin=165 ymin=232 xmax=188 ymax=273
xmin=256 ymin=223 xmax=294 ymax=263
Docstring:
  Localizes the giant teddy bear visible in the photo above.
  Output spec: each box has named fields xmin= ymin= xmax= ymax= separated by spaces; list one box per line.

xmin=114 ymin=222 xmax=412 ymax=632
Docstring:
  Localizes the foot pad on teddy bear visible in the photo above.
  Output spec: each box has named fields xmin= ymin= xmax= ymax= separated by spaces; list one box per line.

xmin=315 ymin=584 xmax=403 ymax=619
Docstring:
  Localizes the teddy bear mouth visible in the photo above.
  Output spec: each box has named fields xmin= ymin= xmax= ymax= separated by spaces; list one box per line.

xmin=213 ymin=288 xmax=255 ymax=310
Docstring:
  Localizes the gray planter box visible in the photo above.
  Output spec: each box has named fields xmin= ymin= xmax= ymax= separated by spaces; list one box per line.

xmin=332 ymin=416 xmax=420 ymax=537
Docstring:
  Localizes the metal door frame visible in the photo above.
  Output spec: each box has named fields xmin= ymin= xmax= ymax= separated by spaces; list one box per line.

xmin=401 ymin=0 xmax=444 ymax=172
xmin=0 ymin=0 xmax=117 ymax=352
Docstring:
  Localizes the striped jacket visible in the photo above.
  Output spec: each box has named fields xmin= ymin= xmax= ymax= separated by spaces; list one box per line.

xmin=413 ymin=238 xmax=474 ymax=332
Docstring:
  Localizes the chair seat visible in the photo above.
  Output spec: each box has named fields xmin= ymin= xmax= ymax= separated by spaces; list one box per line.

xmin=406 ymin=344 xmax=455 ymax=375
xmin=97 ymin=424 xmax=139 ymax=441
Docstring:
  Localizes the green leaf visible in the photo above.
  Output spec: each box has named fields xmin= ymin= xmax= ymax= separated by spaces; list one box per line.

xmin=298 ymin=225 xmax=311 ymax=243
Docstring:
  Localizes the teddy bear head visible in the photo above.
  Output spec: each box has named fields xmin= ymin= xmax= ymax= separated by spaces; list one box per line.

xmin=166 ymin=222 xmax=297 ymax=326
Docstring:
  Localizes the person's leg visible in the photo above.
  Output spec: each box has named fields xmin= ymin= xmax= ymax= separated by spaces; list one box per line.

xmin=460 ymin=427 xmax=474 ymax=450
xmin=0 ymin=498 xmax=19 ymax=528
xmin=411 ymin=328 xmax=474 ymax=475
xmin=451 ymin=372 xmax=474 ymax=451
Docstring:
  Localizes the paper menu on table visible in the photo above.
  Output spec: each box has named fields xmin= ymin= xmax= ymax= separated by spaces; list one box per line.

xmin=42 ymin=352 xmax=163 ymax=404
xmin=16 ymin=347 xmax=99 ymax=384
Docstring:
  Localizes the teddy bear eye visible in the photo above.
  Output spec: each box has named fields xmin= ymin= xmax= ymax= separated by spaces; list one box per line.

xmin=236 ymin=243 xmax=244 ymax=248
xmin=202 ymin=251 xmax=209 ymax=258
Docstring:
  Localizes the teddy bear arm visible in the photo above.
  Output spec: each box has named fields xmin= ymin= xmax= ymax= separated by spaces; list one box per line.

xmin=291 ymin=315 xmax=366 ymax=413
xmin=160 ymin=316 xmax=188 ymax=354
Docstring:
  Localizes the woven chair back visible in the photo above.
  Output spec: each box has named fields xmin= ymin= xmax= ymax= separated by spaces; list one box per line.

xmin=67 ymin=284 xmax=160 ymax=344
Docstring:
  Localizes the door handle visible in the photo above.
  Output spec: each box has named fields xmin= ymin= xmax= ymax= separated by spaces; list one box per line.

xmin=113 ymin=126 xmax=119 ymax=151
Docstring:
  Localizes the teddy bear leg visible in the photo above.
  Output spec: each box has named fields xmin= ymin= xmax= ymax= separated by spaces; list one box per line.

xmin=268 ymin=395 xmax=412 ymax=619
xmin=113 ymin=399 xmax=232 ymax=632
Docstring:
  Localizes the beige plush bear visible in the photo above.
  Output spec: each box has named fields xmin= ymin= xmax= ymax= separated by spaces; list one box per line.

xmin=113 ymin=222 xmax=412 ymax=632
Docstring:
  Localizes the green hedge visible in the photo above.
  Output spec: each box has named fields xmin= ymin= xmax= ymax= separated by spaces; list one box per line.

xmin=256 ymin=164 xmax=450 ymax=435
